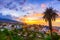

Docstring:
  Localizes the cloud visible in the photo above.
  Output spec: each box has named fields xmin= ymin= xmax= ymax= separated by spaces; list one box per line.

xmin=0 ymin=0 xmax=46 ymax=17
xmin=41 ymin=3 xmax=46 ymax=8
xmin=1 ymin=0 xmax=60 ymax=26
xmin=0 ymin=13 xmax=13 ymax=19
xmin=0 ymin=9 xmax=20 ymax=17
xmin=21 ymin=3 xmax=45 ymax=14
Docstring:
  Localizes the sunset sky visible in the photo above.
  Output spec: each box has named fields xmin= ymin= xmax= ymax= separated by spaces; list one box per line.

xmin=0 ymin=0 xmax=60 ymax=26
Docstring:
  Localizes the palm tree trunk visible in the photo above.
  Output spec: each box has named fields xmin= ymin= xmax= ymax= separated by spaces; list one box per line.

xmin=48 ymin=20 xmax=53 ymax=40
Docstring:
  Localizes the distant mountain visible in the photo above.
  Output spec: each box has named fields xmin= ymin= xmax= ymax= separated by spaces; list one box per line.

xmin=0 ymin=13 xmax=19 ymax=23
xmin=0 ymin=17 xmax=19 ymax=24
xmin=0 ymin=13 xmax=13 ymax=19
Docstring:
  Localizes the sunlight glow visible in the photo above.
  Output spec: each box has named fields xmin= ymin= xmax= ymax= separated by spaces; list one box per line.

xmin=16 ymin=13 xmax=60 ymax=27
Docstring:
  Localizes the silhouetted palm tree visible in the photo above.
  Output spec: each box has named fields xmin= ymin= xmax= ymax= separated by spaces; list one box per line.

xmin=43 ymin=7 xmax=58 ymax=40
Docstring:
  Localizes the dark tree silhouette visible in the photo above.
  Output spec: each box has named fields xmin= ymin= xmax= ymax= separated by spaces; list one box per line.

xmin=43 ymin=7 xmax=58 ymax=40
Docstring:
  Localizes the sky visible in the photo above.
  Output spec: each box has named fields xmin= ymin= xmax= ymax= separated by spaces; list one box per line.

xmin=0 ymin=0 xmax=60 ymax=26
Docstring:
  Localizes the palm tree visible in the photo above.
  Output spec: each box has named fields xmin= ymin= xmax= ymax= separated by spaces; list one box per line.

xmin=43 ymin=7 xmax=58 ymax=40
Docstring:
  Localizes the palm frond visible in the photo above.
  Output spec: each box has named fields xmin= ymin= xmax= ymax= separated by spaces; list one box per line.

xmin=43 ymin=7 xmax=58 ymax=21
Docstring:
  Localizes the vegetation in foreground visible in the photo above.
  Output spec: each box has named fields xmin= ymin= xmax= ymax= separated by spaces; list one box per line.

xmin=0 ymin=28 xmax=60 ymax=40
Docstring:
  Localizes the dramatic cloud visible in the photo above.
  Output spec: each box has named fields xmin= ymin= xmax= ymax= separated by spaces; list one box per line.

xmin=0 ymin=0 xmax=60 ymax=26
xmin=41 ymin=3 xmax=46 ymax=8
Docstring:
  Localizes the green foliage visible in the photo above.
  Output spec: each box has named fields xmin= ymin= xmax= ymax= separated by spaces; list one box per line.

xmin=0 ymin=28 xmax=60 ymax=40
xmin=0 ymin=30 xmax=6 ymax=40
xmin=44 ymin=34 xmax=51 ymax=40
xmin=52 ymin=32 xmax=60 ymax=40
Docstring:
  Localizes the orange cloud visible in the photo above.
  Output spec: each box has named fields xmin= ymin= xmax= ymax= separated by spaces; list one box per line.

xmin=41 ymin=4 xmax=46 ymax=8
xmin=16 ymin=13 xmax=46 ymax=25
xmin=16 ymin=13 xmax=60 ymax=27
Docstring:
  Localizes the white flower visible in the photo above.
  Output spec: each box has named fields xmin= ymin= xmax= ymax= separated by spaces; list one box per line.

xmin=18 ymin=34 xmax=21 ymax=36
xmin=1 ymin=29 xmax=4 ymax=31
xmin=38 ymin=36 xmax=41 ymax=38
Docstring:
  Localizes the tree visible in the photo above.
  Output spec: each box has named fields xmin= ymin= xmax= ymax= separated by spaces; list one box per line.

xmin=43 ymin=7 xmax=58 ymax=40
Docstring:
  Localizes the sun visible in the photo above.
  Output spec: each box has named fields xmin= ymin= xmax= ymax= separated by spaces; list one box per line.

xmin=22 ymin=17 xmax=46 ymax=25
xmin=24 ymin=17 xmax=37 ymax=24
